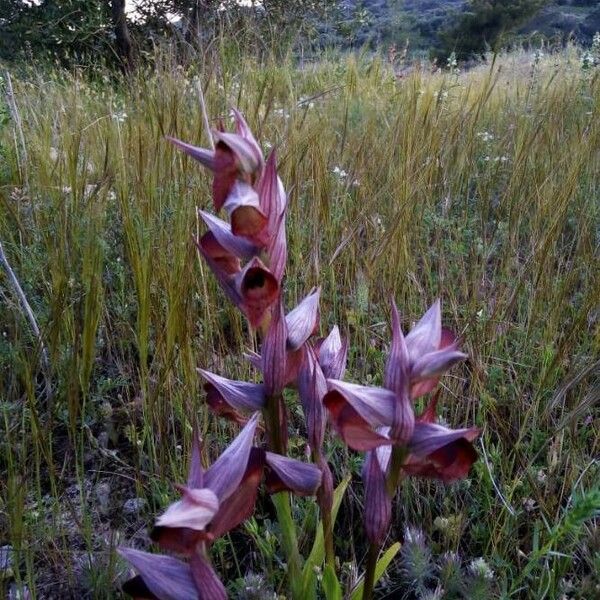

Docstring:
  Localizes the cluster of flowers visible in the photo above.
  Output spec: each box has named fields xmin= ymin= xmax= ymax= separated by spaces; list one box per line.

xmin=118 ymin=111 xmax=480 ymax=599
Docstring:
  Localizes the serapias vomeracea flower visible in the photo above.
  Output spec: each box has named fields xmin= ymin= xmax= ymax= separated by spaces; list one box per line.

xmin=322 ymin=299 xmax=479 ymax=544
xmin=168 ymin=110 xmax=286 ymax=328
xmin=119 ymin=413 xmax=321 ymax=600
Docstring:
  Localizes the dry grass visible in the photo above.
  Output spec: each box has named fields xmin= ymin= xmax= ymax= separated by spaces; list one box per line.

xmin=0 ymin=45 xmax=599 ymax=598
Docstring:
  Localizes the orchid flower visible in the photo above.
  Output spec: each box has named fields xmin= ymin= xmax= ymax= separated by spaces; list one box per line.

xmin=323 ymin=299 xmax=479 ymax=545
xmin=169 ymin=111 xmax=286 ymax=328
xmin=119 ymin=413 xmax=321 ymax=599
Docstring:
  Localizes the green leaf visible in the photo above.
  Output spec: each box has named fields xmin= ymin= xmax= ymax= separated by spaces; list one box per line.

xmin=349 ymin=542 xmax=401 ymax=600
xmin=301 ymin=474 xmax=351 ymax=598
xmin=322 ymin=564 xmax=342 ymax=600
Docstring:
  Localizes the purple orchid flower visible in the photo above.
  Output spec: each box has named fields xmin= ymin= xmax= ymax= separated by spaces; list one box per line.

xmin=168 ymin=112 xmax=287 ymax=329
xmin=322 ymin=299 xmax=479 ymax=545
xmin=119 ymin=413 xmax=321 ymax=599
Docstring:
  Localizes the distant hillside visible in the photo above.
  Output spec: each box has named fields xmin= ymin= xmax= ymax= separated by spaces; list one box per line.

xmin=341 ymin=0 xmax=600 ymax=52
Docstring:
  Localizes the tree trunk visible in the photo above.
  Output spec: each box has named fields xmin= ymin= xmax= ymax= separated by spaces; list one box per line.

xmin=110 ymin=0 xmax=133 ymax=71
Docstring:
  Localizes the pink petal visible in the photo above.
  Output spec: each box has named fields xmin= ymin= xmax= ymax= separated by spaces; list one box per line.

xmin=323 ymin=390 xmax=392 ymax=451
xmin=166 ymin=136 xmax=215 ymax=171
xmin=411 ymin=347 xmax=467 ymax=382
xmin=204 ymin=413 xmax=259 ymax=501
xmin=257 ymin=151 xmax=287 ymax=231
xmin=286 ymin=288 xmax=321 ymax=351
xmin=118 ymin=548 xmax=198 ymax=600
xmin=197 ymin=231 xmax=241 ymax=276
xmin=155 ymin=487 xmax=219 ymax=531
xmin=262 ymin=298 xmax=287 ymax=396
xmin=264 ymin=452 xmax=322 ymax=496
xmin=405 ymin=299 xmax=442 ymax=363
xmin=213 ymin=130 xmax=263 ymax=179
xmin=190 ymin=553 xmax=227 ymax=600
xmin=266 ymin=211 xmax=287 ymax=282
xmin=196 ymin=240 xmax=243 ymax=307
xmin=198 ymin=369 xmax=266 ymax=414
xmin=384 ymin=299 xmax=410 ymax=395
xmin=199 ymin=210 xmax=259 ymax=259
xmin=231 ymin=109 xmax=264 ymax=171
xmin=316 ymin=326 xmax=348 ymax=380
xmin=326 ymin=380 xmax=396 ymax=427
xmin=362 ymin=448 xmax=392 ymax=545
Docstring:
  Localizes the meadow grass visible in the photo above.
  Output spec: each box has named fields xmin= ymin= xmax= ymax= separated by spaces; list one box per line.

xmin=0 ymin=45 xmax=599 ymax=598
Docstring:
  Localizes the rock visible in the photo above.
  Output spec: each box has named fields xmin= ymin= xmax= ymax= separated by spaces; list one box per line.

xmin=95 ymin=482 xmax=111 ymax=516
xmin=123 ymin=497 xmax=147 ymax=515
xmin=0 ymin=545 xmax=13 ymax=578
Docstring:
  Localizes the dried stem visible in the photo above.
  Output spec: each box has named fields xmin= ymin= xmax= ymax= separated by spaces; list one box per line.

xmin=0 ymin=240 xmax=52 ymax=404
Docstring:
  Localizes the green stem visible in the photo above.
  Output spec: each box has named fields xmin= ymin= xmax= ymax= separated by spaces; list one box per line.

xmin=322 ymin=501 xmax=335 ymax=569
xmin=362 ymin=542 xmax=380 ymax=600
xmin=272 ymin=491 xmax=303 ymax=599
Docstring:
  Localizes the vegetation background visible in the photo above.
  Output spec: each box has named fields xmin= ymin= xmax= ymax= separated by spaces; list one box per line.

xmin=0 ymin=1 xmax=599 ymax=598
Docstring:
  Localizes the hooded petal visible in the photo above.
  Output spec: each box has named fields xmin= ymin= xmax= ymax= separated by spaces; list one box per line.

xmin=223 ymin=181 xmax=269 ymax=246
xmin=408 ymin=422 xmax=480 ymax=458
xmin=212 ymin=142 xmax=240 ymax=211
xmin=323 ymin=389 xmax=392 ymax=451
xmin=231 ymin=109 xmax=264 ymax=171
xmin=155 ymin=487 xmax=219 ymax=531
xmin=362 ymin=449 xmax=392 ymax=546
xmin=385 ymin=299 xmax=410 ymax=394
xmin=209 ymin=448 xmax=264 ymax=539
xmin=204 ymin=413 xmax=259 ymax=501
xmin=190 ymin=554 xmax=227 ymax=600
xmin=317 ymin=326 xmax=348 ymax=380
xmin=213 ymin=131 xmax=263 ymax=178
xmin=405 ymin=300 xmax=442 ymax=363
xmin=118 ymin=548 xmax=198 ymax=600
xmin=326 ymin=380 xmax=396 ymax=428
xmin=286 ymin=288 xmax=321 ymax=351
xmin=297 ymin=345 xmax=327 ymax=451
xmin=199 ymin=210 xmax=259 ymax=260
xmin=199 ymin=369 xmax=266 ymax=416
xmin=166 ymin=136 xmax=215 ymax=170
xmin=197 ymin=231 xmax=241 ymax=276
xmin=411 ymin=346 xmax=466 ymax=382
xmin=264 ymin=452 xmax=322 ymax=496
xmin=403 ymin=437 xmax=479 ymax=483
xmin=196 ymin=240 xmax=243 ymax=307
xmin=262 ymin=298 xmax=287 ymax=396
xmin=234 ymin=257 xmax=279 ymax=328
xmin=258 ymin=150 xmax=287 ymax=233
xmin=385 ymin=300 xmax=414 ymax=445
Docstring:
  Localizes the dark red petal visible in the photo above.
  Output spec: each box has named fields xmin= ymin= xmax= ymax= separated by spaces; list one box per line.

xmin=213 ymin=142 xmax=239 ymax=210
xmin=323 ymin=390 xmax=391 ymax=451
xmin=209 ymin=448 xmax=264 ymax=538
xmin=235 ymin=257 xmax=279 ymax=329
xmin=223 ymin=181 xmax=269 ymax=246
xmin=149 ymin=526 xmax=207 ymax=556
xmin=197 ymin=231 xmax=241 ymax=275
xmin=403 ymin=438 xmax=478 ymax=483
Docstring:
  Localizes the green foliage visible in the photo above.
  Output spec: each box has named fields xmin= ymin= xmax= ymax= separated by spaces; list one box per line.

xmin=438 ymin=0 xmax=546 ymax=59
